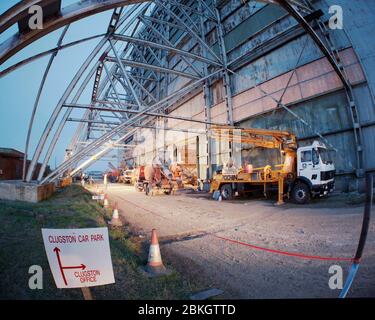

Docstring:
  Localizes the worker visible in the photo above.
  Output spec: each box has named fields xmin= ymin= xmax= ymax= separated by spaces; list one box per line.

xmin=88 ymin=174 xmax=94 ymax=185
xmin=103 ymin=173 xmax=108 ymax=189
xmin=223 ymin=157 xmax=237 ymax=175
xmin=81 ymin=172 xmax=85 ymax=187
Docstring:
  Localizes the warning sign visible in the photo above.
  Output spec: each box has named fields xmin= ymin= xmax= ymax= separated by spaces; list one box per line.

xmin=41 ymin=228 xmax=115 ymax=288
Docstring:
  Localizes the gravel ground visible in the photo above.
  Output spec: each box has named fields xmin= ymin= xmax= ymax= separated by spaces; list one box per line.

xmin=95 ymin=183 xmax=375 ymax=299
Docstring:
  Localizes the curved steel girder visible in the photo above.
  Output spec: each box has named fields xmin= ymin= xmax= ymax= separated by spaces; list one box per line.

xmin=0 ymin=0 xmax=57 ymax=34
xmin=0 ymin=0 xmax=144 ymax=65
xmin=0 ymin=0 xmax=306 ymax=66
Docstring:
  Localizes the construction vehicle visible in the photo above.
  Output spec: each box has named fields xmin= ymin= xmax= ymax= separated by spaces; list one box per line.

xmin=123 ymin=169 xmax=134 ymax=184
xmin=170 ymin=163 xmax=198 ymax=189
xmin=143 ymin=164 xmax=176 ymax=196
xmin=209 ymin=126 xmax=335 ymax=204
xmin=118 ymin=168 xmax=134 ymax=184
xmin=106 ymin=162 xmax=121 ymax=183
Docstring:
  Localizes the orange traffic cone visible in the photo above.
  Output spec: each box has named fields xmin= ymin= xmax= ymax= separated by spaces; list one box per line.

xmin=103 ymin=194 xmax=109 ymax=208
xmin=145 ymin=229 xmax=167 ymax=276
xmin=109 ymin=202 xmax=122 ymax=226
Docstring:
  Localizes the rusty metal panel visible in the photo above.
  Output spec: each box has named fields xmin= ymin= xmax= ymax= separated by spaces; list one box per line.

xmin=296 ymin=57 xmax=333 ymax=82
xmin=233 ymin=99 xmax=263 ymax=122
xmin=345 ymin=63 xmax=365 ymax=84
xmin=261 ymin=71 xmax=299 ymax=92
xmin=299 ymin=71 xmax=341 ymax=99
xmin=280 ymin=84 xmax=303 ymax=105
xmin=210 ymin=101 xmax=225 ymax=118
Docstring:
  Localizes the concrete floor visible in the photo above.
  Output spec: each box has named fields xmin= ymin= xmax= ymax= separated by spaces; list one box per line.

xmin=93 ymin=183 xmax=375 ymax=299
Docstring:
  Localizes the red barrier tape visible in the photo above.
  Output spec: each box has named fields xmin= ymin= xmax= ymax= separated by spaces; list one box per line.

xmin=114 ymin=195 xmax=354 ymax=262
xmin=212 ymin=234 xmax=354 ymax=262
xmin=116 ymin=197 xmax=170 ymax=220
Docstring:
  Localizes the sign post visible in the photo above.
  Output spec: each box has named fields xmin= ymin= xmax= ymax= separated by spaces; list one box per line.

xmin=41 ymin=227 xmax=115 ymax=299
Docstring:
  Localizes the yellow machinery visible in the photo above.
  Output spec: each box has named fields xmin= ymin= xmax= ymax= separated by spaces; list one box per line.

xmin=170 ymin=163 xmax=198 ymax=189
xmin=209 ymin=126 xmax=298 ymax=205
xmin=58 ymin=176 xmax=73 ymax=188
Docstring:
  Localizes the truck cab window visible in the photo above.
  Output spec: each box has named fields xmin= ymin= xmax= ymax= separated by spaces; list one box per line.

xmin=318 ymin=148 xmax=333 ymax=164
xmin=312 ymin=149 xmax=320 ymax=165
xmin=301 ymin=150 xmax=312 ymax=162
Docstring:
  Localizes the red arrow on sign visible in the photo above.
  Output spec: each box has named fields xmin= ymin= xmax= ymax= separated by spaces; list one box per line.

xmin=62 ymin=264 xmax=86 ymax=270
xmin=53 ymin=247 xmax=86 ymax=286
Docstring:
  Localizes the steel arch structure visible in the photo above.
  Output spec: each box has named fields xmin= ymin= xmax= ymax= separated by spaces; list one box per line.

xmin=0 ymin=0 xmax=365 ymax=184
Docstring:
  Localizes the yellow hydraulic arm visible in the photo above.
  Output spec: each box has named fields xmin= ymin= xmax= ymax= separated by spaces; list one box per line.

xmin=209 ymin=125 xmax=298 ymax=205
xmin=209 ymin=125 xmax=297 ymax=151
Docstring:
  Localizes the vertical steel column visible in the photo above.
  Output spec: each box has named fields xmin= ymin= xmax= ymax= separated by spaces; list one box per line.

xmin=214 ymin=0 xmax=234 ymax=167
xmin=161 ymin=5 xmax=170 ymax=165
xmin=214 ymin=0 xmax=233 ymax=127
xmin=198 ymin=0 xmax=213 ymax=181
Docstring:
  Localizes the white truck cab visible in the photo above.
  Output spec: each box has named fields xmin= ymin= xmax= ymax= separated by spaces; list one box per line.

xmin=292 ymin=140 xmax=335 ymax=203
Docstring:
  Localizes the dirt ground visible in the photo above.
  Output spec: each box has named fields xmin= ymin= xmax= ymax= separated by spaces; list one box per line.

xmin=93 ymin=183 xmax=375 ymax=299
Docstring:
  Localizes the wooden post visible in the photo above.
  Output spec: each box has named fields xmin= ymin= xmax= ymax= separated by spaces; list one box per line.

xmin=81 ymin=287 xmax=93 ymax=300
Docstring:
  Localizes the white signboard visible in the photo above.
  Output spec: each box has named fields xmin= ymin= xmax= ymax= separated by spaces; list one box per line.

xmin=41 ymin=227 xmax=115 ymax=288
xmin=92 ymin=195 xmax=104 ymax=200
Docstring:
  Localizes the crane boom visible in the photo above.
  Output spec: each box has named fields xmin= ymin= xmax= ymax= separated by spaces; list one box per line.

xmin=209 ymin=126 xmax=297 ymax=150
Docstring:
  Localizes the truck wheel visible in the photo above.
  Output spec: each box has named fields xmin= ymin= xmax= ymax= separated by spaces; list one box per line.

xmin=135 ymin=183 xmax=143 ymax=192
xmin=220 ymin=184 xmax=233 ymax=200
xmin=145 ymin=184 xmax=153 ymax=196
xmin=291 ymin=183 xmax=311 ymax=204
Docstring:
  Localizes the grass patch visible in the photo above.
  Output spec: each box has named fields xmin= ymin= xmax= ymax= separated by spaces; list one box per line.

xmin=0 ymin=185 xmax=202 ymax=300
